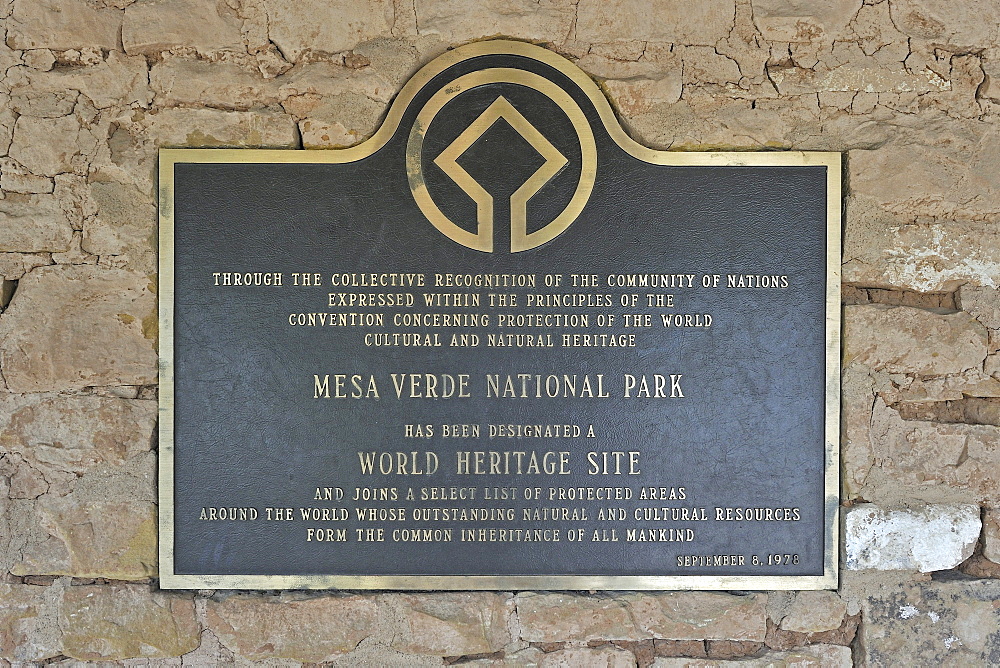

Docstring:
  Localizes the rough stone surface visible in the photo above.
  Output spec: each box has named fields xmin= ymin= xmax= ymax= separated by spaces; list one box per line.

xmin=858 ymin=579 xmax=1000 ymax=666
xmin=629 ymin=593 xmax=768 ymax=641
xmin=0 ymin=193 xmax=73 ymax=253
xmin=11 ymin=497 xmax=157 ymax=578
xmin=265 ymin=0 xmax=394 ymax=61
xmin=0 ymin=582 xmax=63 ymax=663
xmin=82 ymin=180 xmax=157 ymax=274
xmin=985 ymin=507 xmax=1000 ymax=564
xmin=388 ymin=592 xmax=511 ymax=656
xmin=61 ymin=586 xmax=199 ymax=661
xmin=7 ymin=0 xmax=123 ymax=51
xmin=845 ymin=504 xmax=982 ymax=572
xmin=0 ymin=265 xmax=158 ymax=392
xmin=206 ymin=593 xmax=377 ymax=661
xmin=0 ymin=393 xmax=156 ymax=498
xmin=516 ymin=593 xmax=642 ymax=642
xmin=844 ymin=305 xmax=988 ymax=376
xmin=652 ymin=644 xmax=852 ymax=667
xmin=778 ymin=591 xmax=848 ymax=634
xmin=122 ymin=0 xmax=245 ymax=55
xmin=538 ymin=645 xmax=637 ymax=667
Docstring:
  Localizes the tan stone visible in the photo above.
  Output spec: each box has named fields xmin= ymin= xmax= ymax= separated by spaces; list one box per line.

xmin=958 ymin=285 xmax=1000 ymax=330
xmin=629 ymin=593 xmax=767 ymax=641
xmin=779 ymin=591 xmax=847 ymax=633
xmin=858 ymin=578 xmax=1000 ymax=665
xmin=751 ymin=0 xmax=858 ymax=42
xmin=61 ymin=586 xmax=199 ymax=661
xmin=82 ymin=181 xmax=157 ymax=274
xmin=0 ymin=192 xmax=73 ymax=252
xmin=539 ymin=646 xmax=637 ymax=667
xmin=10 ymin=52 xmax=152 ymax=111
xmin=984 ymin=507 xmax=1000 ymax=564
xmin=388 ymin=593 xmax=510 ymax=656
xmin=11 ymin=498 xmax=156 ymax=578
xmin=0 ymin=583 xmax=63 ymax=663
xmin=7 ymin=0 xmax=122 ymax=51
xmin=516 ymin=593 xmax=642 ymax=642
xmin=0 ymin=393 xmax=155 ymax=498
xmin=122 ymin=0 xmax=245 ymax=55
xmin=207 ymin=593 xmax=377 ymax=661
xmin=576 ymin=0 xmax=735 ymax=46
xmin=0 ymin=265 xmax=158 ymax=392
xmin=577 ymin=51 xmax=683 ymax=115
xmin=890 ymin=0 xmax=1000 ymax=50
xmin=413 ymin=0 xmax=575 ymax=45
xmin=843 ymin=305 xmax=987 ymax=376
xmin=5 ymin=68 xmax=80 ymax=118
xmin=264 ymin=0 xmax=393 ymax=61
xmin=8 ymin=114 xmax=98 ymax=177
xmin=653 ymin=644 xmax=851 ymax=667
xmin=298 ymin=93 xmax=385 ymax=148
xmin=143 ymin=107 xmax=299 ymax=148
xmin=150 ymin=58 xmax=281 ymax=111
xmin=0 ymin=253 xmax=51 ymax=282
xmin=0 ymin=159 xmax=54 ymax=193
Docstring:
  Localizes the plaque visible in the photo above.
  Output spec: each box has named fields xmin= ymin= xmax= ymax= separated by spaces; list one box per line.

xmin=159 ymin=40 xmax=840 ymax=590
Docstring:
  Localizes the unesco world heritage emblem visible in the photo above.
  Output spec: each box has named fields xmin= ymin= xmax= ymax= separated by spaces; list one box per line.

xmin=159 ymin=40 xmax=842 ymax=590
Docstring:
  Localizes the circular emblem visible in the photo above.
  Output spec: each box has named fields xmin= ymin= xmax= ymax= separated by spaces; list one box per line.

xmin=406 ymin=68 xmax=597 ymax=252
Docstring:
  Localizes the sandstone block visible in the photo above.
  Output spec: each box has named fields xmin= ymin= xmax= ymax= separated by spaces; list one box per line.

xmin=82 ymin=180 xmax=157 ymax=274
xmin=413 ymin=0 xmax=574 ymax=44
xmin=653 ymin=644 xmax=851 ymax=667
xmin=844 ymin=305 xmax=987 ymax=376
xmin=890 ymin=0 xmax=1000 ymax=50
xmin=0 ymin=161 xmax=54 ymax=193
xmin=61 ymin=586 xmax=199 ymax=661
xmin=629 ymin=593 xmax=767 ymax=641
xmin=206 ymin=593 xmax=377 ymax=661
xmin=12 ymin=498 xmax=156 ymax=578
xmin=516 ymin=593 xmax=642 ymax=642
xmin=12 ymin=52 xmax=152 ymax=111
xmin=858 ymin=578 xmax=1000 ymax=665
xmin=984 ymin=507 xmax=1000 ymax=564
xmin=0 ymin=393 xmax=156 ymax=498
xmin=0 ymin=253 xmax=51 ymax=282
xmin=576 ymin=0 xmax=735 ymax=46
xmin=751 ymin=0 xmax=858 ymax=42
xmin=0 ymin=265 xmax=158 ymax=392
xmin=264 ymin=0 xmax=393 ymax=61
xmin=8 ymin=115 xmax=95 ymax=177
xmin=0 ymin=192 xmax=73 ymax=252
xmin=778 ymin=591 xmax=848 ymax=633
xmin=7 ymin=0 xmax=122 ymax=51
xmin=0 ymin=583 xmax=63 ymax=662
xmin=958 ymin=285 xmax=1000 ymax=330
xmin=150 ymin=58 xmax=281 ymax=111
xmin=389 ymin=593 xmax=510 ymax=656
xmin=845 ymin=503 xmax=981 ymax=571
xmin=539 ymin=646 xmax=637 ymax=667
xmin=122 ymin=0 xmax=244 ymax=55
xmin=144 ymin=108 xmax=299 ymax=148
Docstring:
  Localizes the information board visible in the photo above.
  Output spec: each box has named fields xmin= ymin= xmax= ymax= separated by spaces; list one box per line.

xmin=159 ymin=40 xmax=840 ymax=590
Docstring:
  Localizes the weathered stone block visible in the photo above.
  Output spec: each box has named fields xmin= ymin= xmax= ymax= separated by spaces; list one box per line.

xmin=143 ymin=108 xmax=299 ymax=148
xmin=7 ymin=0 xmax=122 ymax=51
xmin=858 ymin=579 xmax=1000 ymax=665
xmin=61 ymin=586 xmax=199 ymax=661
xmin=844 ymin=305 xmax=987 ymax=376
xmin=751 ymin=0 xmax=858 ymax=42
xmin=206 ymin=593 xmax=377 ymax=661
xmin=653 ymin=644 xmax=851 ymax=667
xmin=388 ymin=593 xmax=510 ymax=656
xmin=576 ymin=0 xmax=735 ymax=45
xmin=845 ymin=503 xmax=981 ymax=572
xmin=150 ymin=58 xmax=281 ymax=111
xmin=122 ymin=0 xmax=244 ymax=55
xmin=984 ymin=507 xmax=1000 ymax=564
xmin=0 ymin=583 xmax=63 ymax=663
xmin=82 ymin=180 xmax=157 ymax=274
xmin=264 ymin=0 xmax=393 ymax=61
xmin=0 ymin=393 xmax=156 ymax=498
xmin=629 ymin=593 xmax=767 ymax=641
xmin=10 ymin=52 xmax=152 ymax=112
xmin=12 ymin=497 xmax=156 ymax=578
xmin=890 ymin=0 xmax=1000 ymax=50
xmin=779 ymin=591 xmax=848 ymax=633
xmin=539 ymin=646 xmax=637 ymax=667
xmin=413 ymin=0 xmax=575 ymax=44
xmin=0 ymin=265 xmax=158 ymax=392
xmin=0 ymin=193 xmax=73 ymax=253
xmin=8 ymin=115 xmax=95 ymax=177
xmin=516 ymin=593 xmax=642 ymax=642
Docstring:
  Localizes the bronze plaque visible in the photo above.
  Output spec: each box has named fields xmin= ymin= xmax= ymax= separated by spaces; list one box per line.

xmin=159 ymin=40 xmax=840 ymax=589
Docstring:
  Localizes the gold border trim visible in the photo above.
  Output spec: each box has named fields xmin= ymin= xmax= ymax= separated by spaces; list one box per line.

xmin=158 ymin=39 xmax=841 ymax=591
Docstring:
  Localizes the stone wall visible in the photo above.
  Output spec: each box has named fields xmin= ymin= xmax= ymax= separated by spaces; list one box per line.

xmin=1 ymin=0 xmax=999 ymax=665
